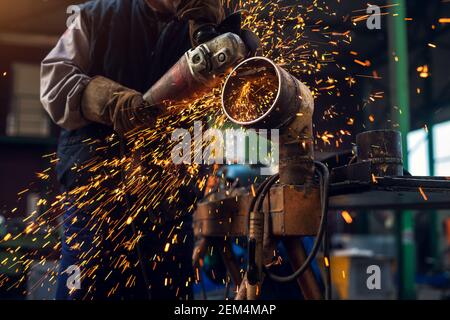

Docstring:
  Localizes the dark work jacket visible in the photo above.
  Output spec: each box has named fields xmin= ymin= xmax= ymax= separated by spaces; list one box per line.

xmin=56 ymin=0 xmax=191 ymax=190
xmin=54 ymin=0 xmax=193 ymax=300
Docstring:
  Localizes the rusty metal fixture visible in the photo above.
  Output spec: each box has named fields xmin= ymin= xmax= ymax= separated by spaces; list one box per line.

xmin=193 ymin=188 xmax=250 ymax=238
xmin=192 ymin=185 xmax=321 ymax=238
xmin=144 ymin=32 xmax=247 ymax=105
xmin=356 ymin=130 xmax=403 ymax=177
xmin=220 ymin=241 xmax=243 ymax=287
xmin=197 ymin=57 xmax=322 ymax=299
xmin=221 ymin=57 xmax=315 ymax=185
xmin=265 ymin=185 xmax=321 ymax=236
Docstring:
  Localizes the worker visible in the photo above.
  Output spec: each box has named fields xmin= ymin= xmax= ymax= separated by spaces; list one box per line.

xmin=40 ymin=0 xmax=227 ymax=300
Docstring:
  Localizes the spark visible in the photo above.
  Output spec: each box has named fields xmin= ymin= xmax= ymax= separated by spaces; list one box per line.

xmin=417 ymin=65 xmax=430 ymax=78
xmin=1 ymin=0 xmax=369 ymax=297
xmin=419 ymin=187 xmax=428 ymax=201
xmin=17 ymin=189 xmax=29 ymax=196
xmin=438 ymin=18 xmax=450 ymax=24
xmin=250 ymin=184 xmax=256 ymax=197
xmin=354 ymin=59 xmax=371 ymax=67
xmin=164 ymin=243 xmax=170 ymax=253
xmin=371 ymin=174 xmax=378 ymax=184
xmin=341 ymin=210 xmax=353 ymax=224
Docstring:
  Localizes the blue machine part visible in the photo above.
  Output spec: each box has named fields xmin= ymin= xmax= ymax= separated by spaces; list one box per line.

xmin=217 ymin=164 xmax=261 ymax=187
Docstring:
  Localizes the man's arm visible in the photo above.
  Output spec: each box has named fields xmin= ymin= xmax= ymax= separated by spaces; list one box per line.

xmin=176 ymin=0 xmax=224 ymax=46
xmin=40 ymin=11 xmax=163 ymax=135
xmin=40 ymin=1 xmax=245 ymax=136
xmin=40 ymin=12 xmax=92 ymax=131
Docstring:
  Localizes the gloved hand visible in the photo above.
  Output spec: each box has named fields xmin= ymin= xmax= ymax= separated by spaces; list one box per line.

xmin=81 ymin=76 xmax=165 ymax=135
xmin=216 ymin=11 xmax=262 ymax=57
xmin=176 ymin=0 xmax=224 ymax=46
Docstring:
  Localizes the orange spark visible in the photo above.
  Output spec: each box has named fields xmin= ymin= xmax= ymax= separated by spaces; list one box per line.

xmin=341 ymin=211 xmax=353 ymax=224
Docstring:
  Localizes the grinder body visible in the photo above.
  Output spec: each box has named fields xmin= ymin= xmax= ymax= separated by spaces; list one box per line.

xmin=144 ymin=32 xmax=248 ymax=106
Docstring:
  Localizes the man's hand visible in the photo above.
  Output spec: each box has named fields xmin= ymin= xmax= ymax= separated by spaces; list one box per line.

xmin=81 ymin=76 xmax=165 ymax=135
xmin=176 ymin=0 xmax=224 ymax=46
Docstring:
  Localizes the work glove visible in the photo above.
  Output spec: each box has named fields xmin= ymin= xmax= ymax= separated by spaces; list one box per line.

xmin=176 ymin=0 xmax=224 ymax=46
xmin=216 ymin=11 xmax=262 ymax=57
xmin=81 ymin=76 xmax=165 ymax=135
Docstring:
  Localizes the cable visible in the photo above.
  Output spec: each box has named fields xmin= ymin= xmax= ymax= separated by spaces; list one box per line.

xmin=318 ymin=160 xmax=332 ymax=300
xmin=249 ymin=176 xmax=273 ymax=214
xmin=255 ymin=174 xmax=279 ymax=212
xmin=262 ymin=161 xmax=330 ymax=287
xmin=247 ymin=174 xmax=279 ymax=221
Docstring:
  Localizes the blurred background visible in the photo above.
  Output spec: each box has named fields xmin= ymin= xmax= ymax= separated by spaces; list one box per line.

xmin=0 ymin=0 xmax=83 ymax=299
xmin=0 ymin=0 xmax=450 ymax=300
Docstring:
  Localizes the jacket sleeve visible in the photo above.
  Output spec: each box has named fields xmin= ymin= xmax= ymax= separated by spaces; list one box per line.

xmin=40 ymin=10 xmax=92 ymax=131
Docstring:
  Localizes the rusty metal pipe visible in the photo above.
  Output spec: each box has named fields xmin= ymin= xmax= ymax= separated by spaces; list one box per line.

xmin=356 ymin=130 xmax=404 ymax=176
xmin=221 ymin=57 xmax=314 ymax=185
xmin=283 ymin=237 xmax=323 ymax=300
xmin=220 ymin=240 xmax=242 ymax=287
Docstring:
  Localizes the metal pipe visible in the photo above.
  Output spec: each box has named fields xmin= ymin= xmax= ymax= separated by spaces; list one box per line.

xmin=356 ymin=130 xmax=404 ymax=176
xmin=388 ymin=0 xmax=416 ymax=300
xmin=221 ymin=57 xmax=316 ymax=300
xmin=221 ymin=57 xmax=315 ymax=185
xmin=220 ymin=241 xmax=242 ymax=288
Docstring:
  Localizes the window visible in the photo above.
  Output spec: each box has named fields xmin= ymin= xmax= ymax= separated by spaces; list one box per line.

xmin=407 ymin=128 xmax=429 ymax=176
xmin=433 ymin=120 xmax=450 ymax=176
xmin=6 ymin=63 xmax=50 ymax=138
